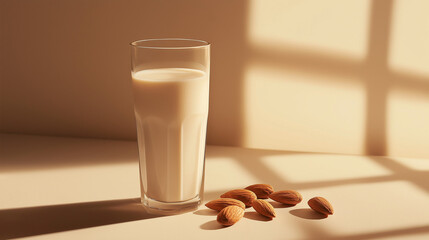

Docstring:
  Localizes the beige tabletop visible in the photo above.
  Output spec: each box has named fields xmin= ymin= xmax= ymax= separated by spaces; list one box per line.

xmin=1 ymin=133 xmax=429 ymax=239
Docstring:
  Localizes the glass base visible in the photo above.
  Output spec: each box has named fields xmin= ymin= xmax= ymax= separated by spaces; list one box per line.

xmin=142 ymin=194 xmax=201 ymax=215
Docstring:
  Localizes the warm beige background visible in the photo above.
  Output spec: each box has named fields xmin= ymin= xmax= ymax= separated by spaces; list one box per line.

xmin=1 ymin=0 xmax=429 ymax=158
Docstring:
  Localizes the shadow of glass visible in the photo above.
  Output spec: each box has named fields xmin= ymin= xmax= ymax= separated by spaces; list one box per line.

xmin=244 ymin=211 xmax=272 ymax=222
xmin=0 ymin=198 xmax=162 ymax=239
xmin=193 ymin=209 xmax=218 ymax=216
xmin=289 ymin=208 xmax=327 ymax=220
xmin=200 ymin=220 xmax=224 ymax=230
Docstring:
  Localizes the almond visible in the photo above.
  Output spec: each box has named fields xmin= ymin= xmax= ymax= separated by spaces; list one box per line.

xmin=252 ymin=199 xmax=276 ymax=219
xmin=205 ymin=198 xmax=246 ymax=211
xmin=216 ymin=205 xmax=245 ymax=226
xmin=221 ymin=189 xmax=257 ymax=207
xmin=245 ymin=184 xmax=274 ymax=199
xmin=308 ymin=197 xmax=334 ymax=215
xmin=269 ymin=190 xmax=302 ymax=205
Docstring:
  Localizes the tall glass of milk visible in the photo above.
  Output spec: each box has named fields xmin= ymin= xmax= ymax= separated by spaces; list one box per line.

xmin=130 ymin=39 xmax=210 ymax=213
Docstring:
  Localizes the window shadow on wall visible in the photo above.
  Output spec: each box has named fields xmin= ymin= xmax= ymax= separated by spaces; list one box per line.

xmin=204 ymin=2 xmax=429 ymax=239
xmin=245 ymin=0 xmax=429 ymax=157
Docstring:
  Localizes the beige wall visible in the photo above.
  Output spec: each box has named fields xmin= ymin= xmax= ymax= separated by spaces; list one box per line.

xmin=1 ymin=0 xmax=429 ymax=158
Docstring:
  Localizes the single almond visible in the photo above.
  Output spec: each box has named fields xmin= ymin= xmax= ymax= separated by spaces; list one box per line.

xmin=308 ymin=197 xmax=334 ymax=215
xmin=245 ymin=184 xmax=274 ymax=199
xmin=216 ymin=205 xmax=245 ymax=226
xmin=269 ymin=190 xmax=302 ymax=205
xmin=205 ymin=198 xmax=246 ymax=211
xmin=221 ymin=189 xmax=257 ymax=207
xmin=252 ymin=199 xmax=276 ymax=219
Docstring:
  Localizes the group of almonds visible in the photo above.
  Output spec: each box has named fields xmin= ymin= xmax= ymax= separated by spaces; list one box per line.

xmin=205 ymin=184 xmax=334 ymax=226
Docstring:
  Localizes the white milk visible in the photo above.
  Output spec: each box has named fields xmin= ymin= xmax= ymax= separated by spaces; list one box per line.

xmin=132 ymin=68 xmax=209 ymax=202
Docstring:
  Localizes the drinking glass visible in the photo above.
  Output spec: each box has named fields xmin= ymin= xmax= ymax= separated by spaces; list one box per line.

xmin=130 ymin=39 xmax=210 ymax=213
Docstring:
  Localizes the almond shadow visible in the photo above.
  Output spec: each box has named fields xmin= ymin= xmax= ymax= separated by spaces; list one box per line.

xmin=200 ymin=220 xmax=224 ymax=230
xmin=244 ymin=211 xmax=272 ymax=221
xmin=289 ymin=208 xmax=328 ymax=220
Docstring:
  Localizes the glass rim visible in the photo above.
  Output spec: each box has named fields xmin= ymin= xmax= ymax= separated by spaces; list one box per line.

xmin=130 ymin=38 xmax=210 ymax=50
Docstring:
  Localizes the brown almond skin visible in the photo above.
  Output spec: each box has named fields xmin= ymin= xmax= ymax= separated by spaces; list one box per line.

xmin=245 ymin=184 xmax=274 ymax=199
xmin=269 ymin=190 xmax=303 ymax=205
xmin=217 ymin=206 xmax=245 ymax=226
xmin=205 ymin=198 xmax=246 ymax=211
xmin=221 ymin=189 xmax=257 ymax=207
xmin=252 ymin=199 xmax=276 ymax=219
xmin=308 ymin=197 xmax=334 ymax=215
